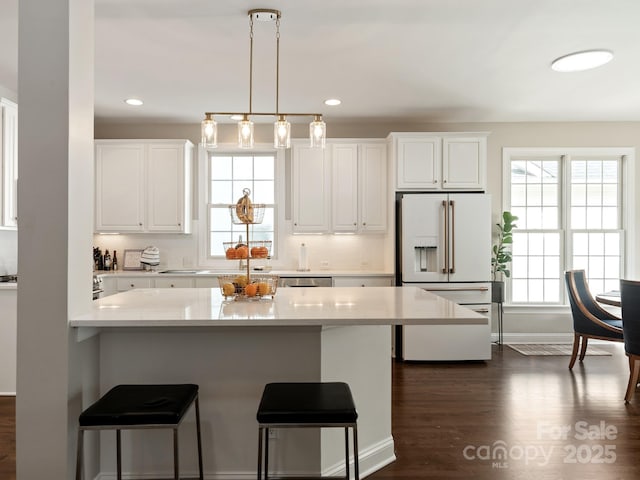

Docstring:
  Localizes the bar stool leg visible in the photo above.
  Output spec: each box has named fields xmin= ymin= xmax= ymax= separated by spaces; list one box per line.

xmin=352 ymin=424 xmax=359 ymax=480
xmin=75 ymin=428 xmax=84 ymax=480
xmin=344 ymin=427 xmax=350 ymax=480
xmin=195 ymin=396 xmax=204 ymax=480
xmin=116 ymin=430 xmax=122 ymax=480
xmin=264 ymin=427 xmax=269 ymax=480
xmin=173 ymin=428 xmax=180 ymax=480
xmin=257 ymin=427 xmax=264 ymax=480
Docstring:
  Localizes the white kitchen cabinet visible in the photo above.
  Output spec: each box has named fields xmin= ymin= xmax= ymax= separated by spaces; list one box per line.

xmin=195 ymin=277 xmax=218 ymax=288
xmin=390 ymin=133 xmax=487 ymax=191
xmin=1 ymin=98 xmax=18 ymax=228
xmin=332 ymin=276 xmax=393 ymax=287
xmin=155 ymin=277 xmax=194 ymax=288
xmin=291 ymin=141 xmax=330 ymax=233
xmin=95 ymin=139 xmax=193 ymax=233
xmin=116 ymin=277 xmax=152 ymax=292
xmin=331 ymin=142 xmax=387 ymax=233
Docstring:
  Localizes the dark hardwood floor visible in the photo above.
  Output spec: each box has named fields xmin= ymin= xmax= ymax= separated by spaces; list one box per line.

xmin=2 ymin=344 xmax=640 ymax=480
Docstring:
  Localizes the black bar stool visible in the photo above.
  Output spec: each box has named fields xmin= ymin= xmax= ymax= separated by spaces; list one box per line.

xmin=256 ymin=382 xmax=359 ymax=480
xmin=75 ymin=384 xmax=204 ymax=480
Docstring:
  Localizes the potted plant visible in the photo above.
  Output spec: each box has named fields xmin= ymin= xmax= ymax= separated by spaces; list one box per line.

xmin=491 ymin=211 xmax=518 ymax=303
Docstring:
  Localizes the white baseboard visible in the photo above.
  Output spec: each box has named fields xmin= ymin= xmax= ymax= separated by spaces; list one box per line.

xmin=0 ymin=391 xmax=16 ymax=396
xmin=492 ymin=332 xmax=575 ymax=344
xmin=95 ymin=436 xmax=396 ymax=480
xmin=323 ymin=435 xmax=396 ymax=479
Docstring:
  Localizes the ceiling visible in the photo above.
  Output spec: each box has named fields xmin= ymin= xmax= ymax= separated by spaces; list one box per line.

xmin=2 ymin=0 xmax=640 ymax=125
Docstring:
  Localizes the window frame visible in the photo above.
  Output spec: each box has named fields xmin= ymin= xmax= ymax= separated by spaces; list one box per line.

xmin=502 ymin=147 xmax=635 ymax=307
xmin=197 ymin=143 xmax=286 ymax=269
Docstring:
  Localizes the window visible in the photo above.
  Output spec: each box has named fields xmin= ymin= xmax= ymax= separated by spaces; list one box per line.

xmin=503 ymin=148 xmax=633 ymax=305
xmin=206 ymin=152 xmax=276 ymax=258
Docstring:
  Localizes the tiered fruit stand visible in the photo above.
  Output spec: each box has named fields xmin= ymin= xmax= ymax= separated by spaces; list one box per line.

xmin=218 ymin=189 xmax=278 ymax=300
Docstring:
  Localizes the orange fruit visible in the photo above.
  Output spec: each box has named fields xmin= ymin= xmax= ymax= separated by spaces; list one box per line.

xmin=236 ymin=246 xmax=249 ymax=259
xmin=257 ymin=282 xmax=270 ymax=295
xmin=244 ymin=283 xmax=258 ymax=297
xmin=225 ymin=247 xmax=237 ymax=259
xmin=250 ymin=246 xmax=260 ymax=258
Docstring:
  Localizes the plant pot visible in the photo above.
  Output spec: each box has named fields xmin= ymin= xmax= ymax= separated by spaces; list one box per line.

xmin=491 ymin=280 xmax=504 ymax=304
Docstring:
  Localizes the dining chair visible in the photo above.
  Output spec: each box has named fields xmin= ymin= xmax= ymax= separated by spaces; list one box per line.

xmin=565 ymin=270 xmax=623 ymax=369
xmin=620 ymin=279 xmax=640 ymax=402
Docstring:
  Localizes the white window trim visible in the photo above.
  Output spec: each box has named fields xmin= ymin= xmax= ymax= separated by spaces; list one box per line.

xmin=502 ymin=147 xmax=636 ymax=308
xmin=197 ymin=143 xmax=286 ymax=269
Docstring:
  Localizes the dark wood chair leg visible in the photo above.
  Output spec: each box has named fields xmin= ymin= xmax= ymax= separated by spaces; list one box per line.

xmin=625 ymin=355 xmax=640 ymax=403
xmin=569 ymin=333 xmax=581 ymax=369
xmin=579 ymin=336 xmax=589 ymax=361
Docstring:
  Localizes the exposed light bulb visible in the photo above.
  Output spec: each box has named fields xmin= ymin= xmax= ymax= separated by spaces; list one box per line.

xmin=238 ymin=116 xmax=254 ymax=148
xmin=201 ymin=114 xmax=217 ymax=148
xmin=309 ymin=115 xmax=326 ymax=148
xmin=274 ymin=115 xmax=291 ymax=149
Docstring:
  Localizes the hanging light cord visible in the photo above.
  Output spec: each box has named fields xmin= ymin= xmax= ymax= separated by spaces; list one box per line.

xmin=249 ymin=13 xmax=254 ymax=115
xmin=275 ymin=15 xmax=280 ymax=115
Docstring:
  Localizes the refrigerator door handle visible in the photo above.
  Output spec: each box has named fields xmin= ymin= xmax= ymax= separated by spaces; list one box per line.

xmin=449 ymin=200 xmax=456 ymax=274
xmin=441 ymin=200 xmax=449 ymax=274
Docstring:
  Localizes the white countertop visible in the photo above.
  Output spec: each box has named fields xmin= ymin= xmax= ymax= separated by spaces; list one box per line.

xmin=70 ymin=286 xmax=485 ymax=327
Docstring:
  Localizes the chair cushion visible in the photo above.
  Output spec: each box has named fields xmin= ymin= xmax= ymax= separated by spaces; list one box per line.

xmin=79 ymin=384 xmax=198 ymax=427
xmin=257 ymin=382 xmax=357 ymax=424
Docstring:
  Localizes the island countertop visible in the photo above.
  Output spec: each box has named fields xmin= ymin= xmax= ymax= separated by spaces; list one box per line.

xmin=70 ymin=286 xmax=486 ymax=327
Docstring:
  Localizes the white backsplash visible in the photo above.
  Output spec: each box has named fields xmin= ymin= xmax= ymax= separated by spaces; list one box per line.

xmin=93 ymin=221 xmax=393 ymax=272
xmin=0 ymin=230 xmax=17 ymax=275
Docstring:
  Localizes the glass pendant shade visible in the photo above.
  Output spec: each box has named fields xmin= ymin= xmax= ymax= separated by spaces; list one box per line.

xmin=238 ymin=116 xmax=254 ymax=148
xmin=309 ymin=115 xmax=326 ymax=148
xmin=274 ymin=116 xmax=291 ymax=149
xmin=201 ymin=115 xmax=217 ymax=148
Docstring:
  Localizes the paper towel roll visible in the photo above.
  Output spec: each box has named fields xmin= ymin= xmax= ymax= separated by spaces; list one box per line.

xmin=298 ymin=243 xmax=309 ymax=271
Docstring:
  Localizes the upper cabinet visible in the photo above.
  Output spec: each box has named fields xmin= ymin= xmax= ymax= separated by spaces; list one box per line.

xmin=390 ymin=133 xmax=488 ymax=191
xmin=95 ymin=139 xmax=193 ymax=234
xmin=331 ymin=142 xmax=387 ymax=233
xmin=291 ymin=141 xmax=331 ymax=233
xmin=1 ymin=98 xmax=18 ymax=229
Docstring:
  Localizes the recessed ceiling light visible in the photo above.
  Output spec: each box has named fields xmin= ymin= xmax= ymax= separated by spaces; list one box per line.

xmin=124 ymin=98 xmax=143 ymax=106
xmin=324 ymin=98 xmax=341 ymax=106
xmin=551 ymin=50 xmax=613 ymax=72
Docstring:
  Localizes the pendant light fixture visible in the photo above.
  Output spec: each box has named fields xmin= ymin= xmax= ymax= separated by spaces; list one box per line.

xmin=201 ymin=9 xmax=326 ymax=149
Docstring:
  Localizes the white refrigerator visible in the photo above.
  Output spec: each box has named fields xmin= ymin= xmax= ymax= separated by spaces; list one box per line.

xmin=398 ymin=193 xmax=492 ymax=360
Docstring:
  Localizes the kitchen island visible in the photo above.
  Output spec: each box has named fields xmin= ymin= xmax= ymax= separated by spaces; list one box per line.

xmin=71 ymin=286 xmax=486 ymax=479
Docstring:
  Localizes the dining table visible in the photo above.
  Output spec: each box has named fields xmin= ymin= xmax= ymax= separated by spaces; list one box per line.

xmin=595 ymin=290 xmax=621 ymax=307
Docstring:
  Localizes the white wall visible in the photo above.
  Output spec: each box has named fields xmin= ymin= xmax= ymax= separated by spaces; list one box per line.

xmin=0 ymin=230 xmax=17 ymax=274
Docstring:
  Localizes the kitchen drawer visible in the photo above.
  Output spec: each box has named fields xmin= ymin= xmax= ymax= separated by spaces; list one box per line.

xmin=116 ymin=278 xmax=152 ymax=291
xmin=333 ymin=276 xmax=393 ymax=287
xmin=154 ymin=278 xmax=194 ymax=288
xmin=194 ymin=277 xmax=218 ymax=288
xmin=419 ymin=283 xmax=490 ymax=304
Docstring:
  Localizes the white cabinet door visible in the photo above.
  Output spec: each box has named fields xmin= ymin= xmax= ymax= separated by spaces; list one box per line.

xmin=331 ymin=142 xmax=387 ymax=233
xmin=359 ymin=143 xmax=387 ymax=232
xmin=395 ymin=136 xmax=440 ymax=190
xmin=442 ymin=136 xmax=486 ymax=189
xmin=95 ymin=140 xmax=192 ymax=233
xmin=331 ymin=143 xmax=358 ymax=232
xmin=147 ymin=143 xmax=189 ymax=232
xmin=292 ymin=142 xmax=330 ymax=233
xmin=1 ymin=99 xmax=18 ymax=228
xmin=95 ymin=143 xmax=145 ymax=232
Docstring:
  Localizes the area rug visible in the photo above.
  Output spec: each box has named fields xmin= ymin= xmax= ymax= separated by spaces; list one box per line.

xmin=507 ymin=344 xmax=612 ymax=356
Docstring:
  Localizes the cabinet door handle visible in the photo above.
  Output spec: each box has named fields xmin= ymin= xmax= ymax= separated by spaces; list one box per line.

xmin=170 ymin=284 xmax=175 ymax=288
xmin=178 ymin=223 xmax=181 ymax=227
xmin=449 ymin=200 xmax=455 ymax=274
xmin=138 ymin=222 xmax=143 ymax=226
xmin=441 ymin=200 xmax=448 ymax=274
xmin=434 ymin=180 xmax=438 ymax=184
xmin=130 ymin=284 xmax=135 ymax=288
xmin=423 ymin=286 xmax=489 ymax=292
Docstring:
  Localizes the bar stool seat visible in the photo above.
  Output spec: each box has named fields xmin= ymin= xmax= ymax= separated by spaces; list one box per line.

xmin=256 ymin=382 xmax=359 ymax=480
xmin=76 ymin=384 xmax=203 ymax=480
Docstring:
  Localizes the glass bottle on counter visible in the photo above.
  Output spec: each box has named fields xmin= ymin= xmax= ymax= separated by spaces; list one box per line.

xmin=112 ymin=250 xmax=118 ymax=271
xmin=103 ymin=250 xmax=111 ymax=270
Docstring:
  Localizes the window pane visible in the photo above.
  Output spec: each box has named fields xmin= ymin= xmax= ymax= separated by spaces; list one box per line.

xmin=542 ymin=184 xmax=557 ymax=205
xmin=544 ymin=257 xmax=560 ymax=279
xmin=586 ymin=184 xmax=602 ymax=206
xmin=233 ymin=156 xmax=253 ymax=180
xmin=253 ymin=180 xmax=274 ymax=204
xmin=211 ymin=156 xmax=232 ymax=180
xmin=541 ymin=207 xmax=557 ymax=229
xmin=511 ymin=161 xmax=528 ymax=183
xmin=585 ymin=207 xmax=602 ymax=229
xmin=588 ymin=233 xmax=604 ymax=256
xmin=526 ymin=207 xmax=542 ymax=229
xmin=512 ymin=279 xmax=528 ymax=302
xmin=211 ymin=181 xmax=232 ymax=204
xmin=210 ymin=208 xmax=230 ymax=231
xmin=527 ymin=184 xmax=542 ymax=206
xmin=254 ymin=156 xmax=274 ymax=180
xmin=603 ymin=161 xmax=618 ymax=182
xmin=544 ymin=233 xmax=560 ymax=256
xmin=571 ymin=184 xmax=586 ymax=206
xmin=512 ymin=232 xmax=528 ymax=256
xmin=573 ymin=233 xmax=588 ymax=256
xmin=528 ymin=233 xmax=544 ymax=255
xmin=511 ymin=184 xmax=526 ymax=206
xmin=586 ymin=161 xmax=602 ymax=183
xmin=571 ymin=207 xmax=586 ymax=229
xmin=512 ymin=256 xmax=528 ymax=278
xmin=529 ymin=256 xmax=544 ymax=278
xmin=602 ymin=184 xmax=617 ymax=206
xmin=605 ymin=233 xmax=620 ymax=256
xmin=602 ymin=207 xmax=618 ymax=229
xmin=572 ymin=161 xmax=586 ymax=183
xmin=529 ymin=280 xmax=544 ymax=302
xmin=544 ymin=279 xmax=560 ymax=302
